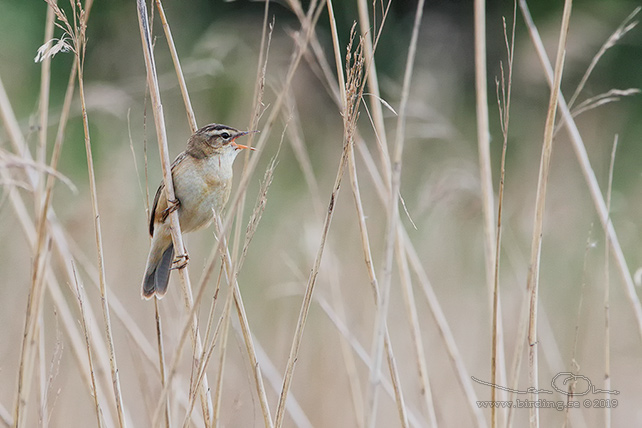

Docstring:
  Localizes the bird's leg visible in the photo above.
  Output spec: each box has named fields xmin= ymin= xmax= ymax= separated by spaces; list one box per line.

xmin=172 ymin=253 xmax=189 ymax=270
xmin=165 ymin=198 xmax=188 ymax=269
xmin=161 ymin=198 xmax=180 ymax=222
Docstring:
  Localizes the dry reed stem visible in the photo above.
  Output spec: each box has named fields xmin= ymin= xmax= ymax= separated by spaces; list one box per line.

xmin=490 ymin=5 xmax=516 ymax=427
xmin=212 ymin=214 xmax=274 ymax=428
xmin=354 ymin=136 xmax=486 ymax=426
xmin=567 ymin=7 xmax=640 ymax=110
xmin=283 ymin=15 xmax=410 ymax=418
xmin=367 ymin=1 xmax=424 ymax=426
xmin=356 ymin=0 xmax=391 ymax=184
xmin=73 ymin=264 xmax=104 ymax=428
xmin=34 ymin=7 xmax=71 ymax=424
xmin=73 ymin=2 xmax=128 ymax=425
xmin=327 ymin=260 xmax=366 ymax=428
xmin=231 ymin=0 xmax=272 ymax=268
xmin=204 ymin=153 xmax=278 ymax=427
xmin=568 ymin=88 xmax=640 ymax=119
xmin=274 ymin=90 xmax=351 ymax=428
xmin=148 ymin=2 xmax=197 ymax=424
xmin=151 ymin=202 xmax=275 ymax=427
xmin=474 ymin=0 xmax=497 ymax=301
xmin=47 ymin=241 xmax=118 ymax=427
xmin=322 ymin=13 xmax=384 ymax=427
xmin=154 ymin=0 xmax=198 ymax=133
xmin=37 ymin=284 xmax=50 ymax=428
xmin=603 ymin=136 xmax=617 ymax=428
xmin=309 ymin=11 xmax=372 ymax=423
xmin=248 ymin=339 xmax=313 ymax=428
xmin=394 ymin=226 xmax=436 ymax=427
xmin=32 ymin=4 xmax=118 ymax=424
xmin=504 ymin=5 xmax=642 ymax=426
xmin=563 ymin=227 xmax=593 ymax=428
xmin=287 ymin=0 xmax=341 ymax=105
xmin=150 ymin=1 xmax=278 ymax=424
xmin=15 ymin=218 xmax=48 ymax=428
xmin=212 ymin=279 xmax=234 ymax=424
xmin=155 ymin=4 xmax=327 ymax=424
xmin=0 ymin=71 xmax=121 ymax=428
xmin=348 ymin=144 xmax=411 ymax=427
xmin=135 ymin=0 xmax=214 ymax=424
xmin=153 ymin=299 xmax=171 ymax=428
xmin=520 ymin=0 xmax=642 ymax=343
xmin=313 ymin=293 xmax=426 ymax=427
xmin=182 ymin=308 xmax=226 ymax=427
xmin=14 ymin=2 xmax=118 ymax=427
xmin=320 ymin=4 xmax=415 ymax=426
xmin=283 ymin=87 xmax=368 ymax=425
xmin=524 ymin=1 xmax=572 ymax=427
xmin=274 ymin=13 xmax=367 ymax=426
xmin=193 ymin=0 xmax=324 ymax=318
xmin=293 ymin=41 xmax=425 ymax=422
xmin=36 ymin=2 xmax=55 ymax=201
xmin=66 ymin=231 xmax=167 ymax=376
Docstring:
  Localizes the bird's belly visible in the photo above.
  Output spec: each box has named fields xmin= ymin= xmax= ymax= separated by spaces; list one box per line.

xmin=174 ymin=173 xmax=230 ymax=233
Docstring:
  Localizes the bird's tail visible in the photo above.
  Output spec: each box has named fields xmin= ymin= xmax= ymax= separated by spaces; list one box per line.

xmin=142 ymin=243 xmax=174 ymax=299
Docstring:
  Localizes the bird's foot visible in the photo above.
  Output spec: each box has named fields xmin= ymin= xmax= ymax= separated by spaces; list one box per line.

xmin=171 ymin=253 xmax=189 ymax=270
xmin=161 ymin=198 xmax=181 ymax=221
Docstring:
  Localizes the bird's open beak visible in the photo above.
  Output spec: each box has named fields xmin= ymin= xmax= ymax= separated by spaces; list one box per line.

xmin=232 ymin=130 xmax=259 ymax=151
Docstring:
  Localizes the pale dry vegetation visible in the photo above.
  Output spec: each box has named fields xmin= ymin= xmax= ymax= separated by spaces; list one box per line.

xmin=1 ymin=0 xmax=642 ymax=427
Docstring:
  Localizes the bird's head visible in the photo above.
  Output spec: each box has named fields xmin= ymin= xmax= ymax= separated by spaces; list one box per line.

xmin=188 ymin=123 xmax=257 ymax=158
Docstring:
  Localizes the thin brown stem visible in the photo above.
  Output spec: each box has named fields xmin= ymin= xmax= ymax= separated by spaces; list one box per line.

xmin=135 ymin=0 xmax=213 ymax=424
xmin=524 ymin=1 xmax=572 ymax=427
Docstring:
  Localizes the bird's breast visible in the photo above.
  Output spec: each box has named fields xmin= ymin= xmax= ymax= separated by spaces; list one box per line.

xmin=173 ymin=156 xmax=234 ymax=233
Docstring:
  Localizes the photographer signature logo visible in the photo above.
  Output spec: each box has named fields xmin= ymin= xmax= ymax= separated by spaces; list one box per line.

xmin=472 ymin=372 xmax=620 ymax=396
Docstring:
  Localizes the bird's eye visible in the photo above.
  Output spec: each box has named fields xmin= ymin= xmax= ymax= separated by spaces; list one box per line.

xmin=220 ymin=132 xmax=231 ymax=140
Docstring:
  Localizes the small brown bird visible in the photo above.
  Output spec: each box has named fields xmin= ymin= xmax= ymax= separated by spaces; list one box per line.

xmin=142 ymin=123 xmax=254 ymax=299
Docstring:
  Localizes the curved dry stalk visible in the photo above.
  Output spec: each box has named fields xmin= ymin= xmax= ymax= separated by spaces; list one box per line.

xmin=273 ymin=141 xmax=351 ymax=427
xmin=153 ymin=0 xmax=197 ymax=133
xmin=75 ymin=13 xmax=128 ymax=428
xmin=154 ymin=4 xmax=328 ymax=424
xmin=367 ymin=1 xmax=424 ymax=426
xmin=356 ymin=0 xmax=392 ymax=184
xmin=520 ymin=0 xmax=642 ymax=344
xmin=212 ymin=278 xmax=233 ymax=424
xmin=603 ymin=136 xmax=618 ymax=428
xmin=213 ymin=214 xmax=274 ymax=428
xmin=523 ymin=1 xmax=573 ymax=427
xmin=153 ymin=299 xmax=170 ymax=428
xmin=274 ymin=9 xmax=369 ymax=426
xmin=1 ymin=14 xmax=125 ymax=423
xmin=474 ymin=0 xmax=497 ymax=299
xmin=147 ymin=2 xmax=278 ymax=423
xmin=36 ymin=3 xmax=55 ymax=190
xmin=72 ymin=264 xmax=104 ymax=428
xmin=182 ymin=303 xmax=227 ymax=428
xmin=567 ymin=6 xmax=640 ymax=109
xmin=355 ymin=137 xmax=487 ymax=427
xmin=231 ymin=0 xmax=273 ymax=268
xmin=13 ymin=5 xmax=58 ymax=420
xmin=313 ymin=292 xmax=427 ymax=427
xmin=14 ymin=2 xmax=124 ymax=428
xmin=0 ymin=159 xmax=119 ymax=428
xmin=135 ymin=0 xmax=213 ymax=424
xmin=490 ymin=5 xmax=516 ymax=427
xmin=394 ymin=225 xmax=436 ymax=427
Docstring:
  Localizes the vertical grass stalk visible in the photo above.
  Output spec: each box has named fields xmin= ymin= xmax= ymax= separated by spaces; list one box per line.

xmin=524 ymin=1 xmax=572 ymax=426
